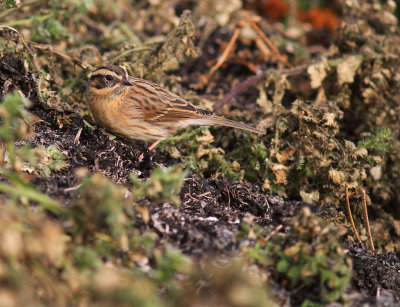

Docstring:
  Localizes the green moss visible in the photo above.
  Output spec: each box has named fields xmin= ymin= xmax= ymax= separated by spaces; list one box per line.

xmin=246 ymin=208 xmax=352 ymax=304
xmin=130 ymin=164 xmax=187 ymax=206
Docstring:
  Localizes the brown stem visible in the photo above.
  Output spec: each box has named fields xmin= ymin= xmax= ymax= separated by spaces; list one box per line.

xmin=206 ymin=27 xmax=240 ymax=82
xmin=0 ymin=26 xmax=91 ymax=70
xmin=213 ymin=64 xmax=308 ymax=111
xmin=345 ymin=184 xmax=362 ymax=243
xmin=213 ymin=73 xmax=266 ymax=111
xmin=361 ymin=188 xmax=375 ymax=251
xmin=244 ymin=12 xmax=291 ymax=68
xmin=29 ymin=42 xmax=92 ymax=70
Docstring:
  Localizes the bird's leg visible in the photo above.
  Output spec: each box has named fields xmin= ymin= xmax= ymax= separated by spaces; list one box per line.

xmin=138 ymin=140 xmax=161 ymax=161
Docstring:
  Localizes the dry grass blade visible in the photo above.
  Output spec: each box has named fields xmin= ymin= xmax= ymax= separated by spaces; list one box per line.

xmin=206 ymin=27 xmax=240 ymax=82
xmin=243 ymin=12 xmax=291 ymax=68
xmin=361 ymin=188 xmax=375 ymax=251
xmin=345 ymin=184 xmax=362 ymax=243
xmin=213 ymin=64 xmax=307 ymax=110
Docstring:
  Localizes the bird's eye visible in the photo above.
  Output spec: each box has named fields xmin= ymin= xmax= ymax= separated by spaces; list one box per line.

xmin=105 ymin=75 xmax=113 ymax=82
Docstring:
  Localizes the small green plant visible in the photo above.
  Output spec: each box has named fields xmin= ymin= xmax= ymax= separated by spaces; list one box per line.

xmin=160 ymin=126 xmax=250 ymax=179
xmin=130 ymin=164 xmax=187 ymax=206
xmin=67 ymin=172 xmax=132 ymax=242
xmin=35 ymin=145 xmax=69 ymax=177
xmin=357 ymin=128 xmax=393 ymax=152
xmin=73 ymin=246 xmax=102 ymax=271
xmin=0 ymin=91 xmax=61 ymax=213
xmin=230 ymin=133 xmax=269 ymax=180
xmin=153 ymin=244 xmax=192 ymax=284
xmin=246 ymin=207 xmax=352 ymax=305
xmin=0 ymin=90 xmax=32 ymax=168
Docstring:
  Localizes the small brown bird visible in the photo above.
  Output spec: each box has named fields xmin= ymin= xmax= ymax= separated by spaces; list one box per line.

xmin=86 ymin=64 xmax=265 ymax=156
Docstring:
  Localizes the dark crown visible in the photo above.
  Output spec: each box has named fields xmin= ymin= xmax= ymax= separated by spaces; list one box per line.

xmin=94 ymin=64 xmax=127 ymax=77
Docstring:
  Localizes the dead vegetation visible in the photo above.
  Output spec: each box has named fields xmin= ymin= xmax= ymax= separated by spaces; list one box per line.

xmin=0 ymin=0 xmax=400 ymax=306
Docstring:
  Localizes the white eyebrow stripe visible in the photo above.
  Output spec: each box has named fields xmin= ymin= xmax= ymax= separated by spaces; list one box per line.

xmin=90 ymin=69 xmax=122 ymax=79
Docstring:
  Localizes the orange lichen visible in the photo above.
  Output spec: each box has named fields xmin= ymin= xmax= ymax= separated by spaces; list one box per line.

xmin=261 ymin=0 xmax=289 ymax=21
xmin=298 ymin=7 xmax=339 ymax=33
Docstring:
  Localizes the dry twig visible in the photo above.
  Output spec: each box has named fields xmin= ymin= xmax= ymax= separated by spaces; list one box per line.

xmin=360 ymin=188 xmax=375 ymax=251
xmin=263 ymin=224 xmax=283 ymax=243
xmin=213 ymin=64 xmax=307 ymax=111
xmin=243 ymin=12 xmax=291 ymax=68
xmin=205 ymin=27 xmax=240 ymax=82
xmin=345 ymin=184 xmax=362 ymax=243
xmin=0 ymin=26 xmax=91 ymax=70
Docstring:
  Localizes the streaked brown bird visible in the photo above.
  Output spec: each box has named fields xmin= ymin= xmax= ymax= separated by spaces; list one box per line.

xmin=85 ymin=64 xmax=265 ymax=157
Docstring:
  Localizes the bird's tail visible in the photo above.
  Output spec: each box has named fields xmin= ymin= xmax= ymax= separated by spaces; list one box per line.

xmin=206 ymin=115 xmax=265 ymax=135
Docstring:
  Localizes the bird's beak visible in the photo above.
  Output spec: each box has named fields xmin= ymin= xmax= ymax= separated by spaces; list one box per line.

xmin=122 ymin=79 xmax=133 ymax=86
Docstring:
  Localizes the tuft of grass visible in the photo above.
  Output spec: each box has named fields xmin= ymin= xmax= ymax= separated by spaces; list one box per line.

xmin=153 ymin=244 xmax=192 ymax=284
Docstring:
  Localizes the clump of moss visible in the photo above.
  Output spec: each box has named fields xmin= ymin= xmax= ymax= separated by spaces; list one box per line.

xmin=247 ymin=207 xmax=352 ymax=305
xmin=170 ymin=259 xmax=273 ymax=307
xmin=130 ymin=164 xmax=188 ymax=206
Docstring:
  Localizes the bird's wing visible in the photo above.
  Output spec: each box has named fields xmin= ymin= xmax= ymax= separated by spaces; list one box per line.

xmin=123 ymin=77 xmax=213 ymax=122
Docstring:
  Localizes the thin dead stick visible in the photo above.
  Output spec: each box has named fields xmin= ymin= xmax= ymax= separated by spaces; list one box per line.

xmin=213 ymin=64 xmax=308 ymax=111
xmin=360 ymin=188 xmax=375 ymax=251
xmin=74 ymin=128 xmax=83 ymax=145
xmin=243 ymin=12 xmax=291 ymax=68
xmin=263 ymin=224 xmax=283 ymax=243
xmin=345 ymin=184 xmax=362 ymax=243
xmin=213 ymin=73 xmax=265 ymax=111
xmin=206 ymin=27 xmax=240 ymax=81
xmin=250 ymin=21 xmax=291 ymax=68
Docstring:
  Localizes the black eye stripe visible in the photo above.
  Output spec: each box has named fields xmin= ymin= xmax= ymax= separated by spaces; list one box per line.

xmin=90 ymin=74 xmax=118 ymax=89
xmin=90 ymin=74 xmax=115 ymax=80
xmin=90 ymin=75 xmax=103 ymax=81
